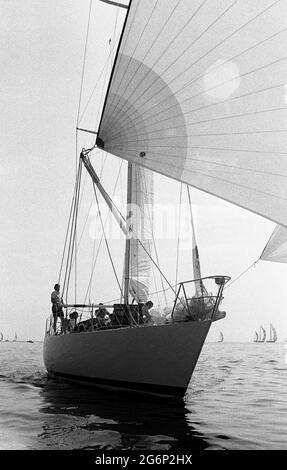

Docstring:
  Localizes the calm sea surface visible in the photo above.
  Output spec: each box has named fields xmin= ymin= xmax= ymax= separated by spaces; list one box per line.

xmin=0 ymin=341 xmax=286 ymax=451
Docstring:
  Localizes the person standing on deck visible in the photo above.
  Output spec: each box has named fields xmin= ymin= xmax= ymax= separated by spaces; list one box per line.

xmin=51 ymin=284 xmax=66 ymax=333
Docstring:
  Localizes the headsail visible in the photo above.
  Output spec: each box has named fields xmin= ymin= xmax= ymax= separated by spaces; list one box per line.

xmin=128 ymin=165 xmax=154 ymax=303
xmin=97 ymin=0 xmax=287 ymax=227
xmin=260 ymin=224 xmax=287 ymax=263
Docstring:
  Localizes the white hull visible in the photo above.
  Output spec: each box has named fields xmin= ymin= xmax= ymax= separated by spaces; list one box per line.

xmin=43 ymin=321 xmax=211 ymax=396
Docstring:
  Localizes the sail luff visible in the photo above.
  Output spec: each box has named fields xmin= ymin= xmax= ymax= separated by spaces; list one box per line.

xmin=96 ymin=0 xmax=131 ymax=146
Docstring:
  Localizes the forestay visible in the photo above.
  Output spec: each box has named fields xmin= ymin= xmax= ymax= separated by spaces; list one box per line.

xmin=97 ymin=0 xmax=287 ymax=227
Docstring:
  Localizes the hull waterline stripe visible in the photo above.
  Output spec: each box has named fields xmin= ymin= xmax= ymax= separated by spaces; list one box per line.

xmin=49 ymin=371 xmax=186 ymax=397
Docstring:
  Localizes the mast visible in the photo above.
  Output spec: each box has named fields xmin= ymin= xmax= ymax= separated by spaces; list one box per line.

xmin=124 ymin=162 xmax=133 ymax=304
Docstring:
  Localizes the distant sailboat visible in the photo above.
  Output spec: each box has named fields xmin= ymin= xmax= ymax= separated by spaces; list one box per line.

xmin=218 ymin=331 xmax=224 ymax=343
xmin=266 ymin=323 xmax=277 ymax=343
xmin=258 ymin=325 xmax=266 ymax=343
xmin=0 ymin=332 xmax=3 ymax=342
xmin=254 ymin=331 xmax=259 ymax=343
xmin=12 ymin=333 xmax=17 ymax=342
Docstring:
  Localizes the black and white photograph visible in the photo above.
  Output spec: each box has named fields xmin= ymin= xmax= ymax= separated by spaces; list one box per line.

xmin=0 ymin=0 xmax=287 ymax=457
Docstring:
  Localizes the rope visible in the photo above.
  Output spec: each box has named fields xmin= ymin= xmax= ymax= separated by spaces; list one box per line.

xmin=225 ymin=259 xmax=259 ymax=290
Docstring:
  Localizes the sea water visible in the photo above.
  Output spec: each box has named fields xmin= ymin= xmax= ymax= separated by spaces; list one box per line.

xmin=0 ymin=341 xmax=286 ymax=450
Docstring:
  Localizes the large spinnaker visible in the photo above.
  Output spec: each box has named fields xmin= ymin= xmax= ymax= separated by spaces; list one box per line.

xmin=97 ymin=0 xmax=287 ymax=227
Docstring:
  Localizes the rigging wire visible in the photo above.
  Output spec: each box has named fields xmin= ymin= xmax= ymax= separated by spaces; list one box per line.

xmin=92 ymin=182 xmax=124 ymax=297
xmin=76 ymin=0 xmax=93 ymax=127
xmin=225 ymin=259 xmax=259 ymax=290
xmin=83 ymin=159 xmax=123 ymax=304
xmin=79 ymin=1 xmax=123 ymax=127
xmin=141 ymin=167 xmax=168 ymax=306
xmin=69 ymin=149 xmax=108 ymax=263
xmin=62 ymin=159 xmax=83 ymax=302
xmin=58 ymin=179 xmax=78 ymax=283
xmin=68 ymin=160 xmax=83 ymax=304
xmin=175 ymin=183 xmax=183 ymax=288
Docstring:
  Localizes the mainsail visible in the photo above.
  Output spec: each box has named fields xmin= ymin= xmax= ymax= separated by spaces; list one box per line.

xmin=259 ymin=325 xmax=266 ymax=342
xmin=128 ymin=165 xmax=154 ymax=303
xmin=97 ymin=0 xmax=287 ymax=227
xmin=269 ymin=323 xmax=277 ymax=342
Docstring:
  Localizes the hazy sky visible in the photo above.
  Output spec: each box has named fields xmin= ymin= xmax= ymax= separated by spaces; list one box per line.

xmin=1 ymin=0 xmax=286 ymax=345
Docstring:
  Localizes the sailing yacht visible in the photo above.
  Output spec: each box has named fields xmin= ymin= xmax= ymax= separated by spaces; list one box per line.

xmin=12 ymin=333 xmax=17 ymax=342
xmin=266 ymin=323 xmax=277 ymax=343
xmin=218 ymin=331 xmax=224 ymax=343
xmin=258 ymin=325 xmax=266 ymax=343
xmin=43 ymin=0 xmax=287 ymax=397
xmin=0 ymin=332 xmax=3 ymax=342
xmin=254 ymin=331 xmax=259 ymax=343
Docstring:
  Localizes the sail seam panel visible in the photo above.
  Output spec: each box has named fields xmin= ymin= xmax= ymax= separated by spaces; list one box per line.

xmin=103 ymin=0 xmax=239 ymax=120
xmin=101 ymin=53 xmax=287 ymax=137
xmin=101 ymin=83 xmax=285 ymax=142
xmin=101 ymin=0 xmax=284 ymax=131
xmin=103 ymin=148 xmax=287 ymax=178
xmin=102 ymin=0 xmax=209 ymax=122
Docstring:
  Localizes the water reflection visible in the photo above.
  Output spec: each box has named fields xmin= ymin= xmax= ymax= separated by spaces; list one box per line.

xmin=37 ymin=378 xmax=209 ymax=450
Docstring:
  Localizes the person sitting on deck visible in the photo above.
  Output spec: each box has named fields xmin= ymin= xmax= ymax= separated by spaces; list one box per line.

xmin=68 ymin=311 xmax=78 ymax=332
xmin=141 ymin=300 xmax=154 ymax=324
xmin=94 ymin=303 xmax=110 ymax=328
xmin=51 ymin=283 xmax=66 ymax=333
